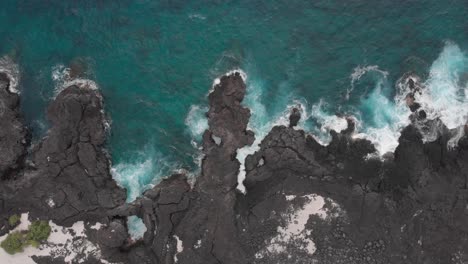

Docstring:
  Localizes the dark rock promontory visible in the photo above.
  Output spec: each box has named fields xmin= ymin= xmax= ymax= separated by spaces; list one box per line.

xmin=1 ymin=84 xmax=125 ymax=235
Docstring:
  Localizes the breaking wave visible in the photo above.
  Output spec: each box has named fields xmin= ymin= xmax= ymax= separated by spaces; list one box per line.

xmin=185 ymin=104 xmax=208 ymax=148
xmin=51 ymin=64 xmax=98 ymax=97
xmin=185 ymin=42 xmax=468 ymax=194
xmin=110 ymin=147 xmax=173 ymax=202
xmin=127 ymin=216 xmax=147 ymax=240
xmin=311 ymin=42 xmax=468 ymax=154
xmin=0 ymin=56 xmax=20 ymax=94
xmin=420 ymin=42 xmax=468 ymax=131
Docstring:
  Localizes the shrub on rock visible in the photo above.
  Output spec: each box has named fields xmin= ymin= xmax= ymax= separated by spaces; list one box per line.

xmin=27 ymin=220 xmax=51 ymax=242
xmin=1 ymin=231 xmax=24 ymax=254
xmin=8 ymin=214 xmax=20 ymax=226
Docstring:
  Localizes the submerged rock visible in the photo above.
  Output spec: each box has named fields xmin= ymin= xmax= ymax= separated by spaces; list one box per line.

xmin=289 ymin=108 xmax=301 ymax=127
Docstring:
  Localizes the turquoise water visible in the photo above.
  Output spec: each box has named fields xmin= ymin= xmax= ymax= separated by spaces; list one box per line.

xmin=1 ymin=1 xmax=468 ymax=202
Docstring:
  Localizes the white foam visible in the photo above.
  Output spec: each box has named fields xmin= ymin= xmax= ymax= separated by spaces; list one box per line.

xmin=334 ymin=44 xmax=468 ymax=153
xmin=235 ymin=73 xmax=297 ymax=193
xmin=185 ymin=105 xmax=208 ymax=143
xmin=422 ymin=42 xmax=468 ymax=129
xmin=312 ymin=64 xmax=410 ymax=155
xmin=188 ymin=13 xmax=206 ymax=20
xmin=308 ymin=100 xmax=348 ymax=145
xmin=127 ymin=216 xmax=147 ymax=240
xmin=347 ymin=65 xmax=388 ymax=100
xmin=0 ymin=56 xmax=20 ymax=94
xmin=209 ymin=69 xmax=247 ymax=94
xmin=51 ymin=64 xmax=98 ymax=97
xmin=111 ymin=157 xmax=155 ymax=202
xmin=234 ymin=43 xmax=468 ymax=194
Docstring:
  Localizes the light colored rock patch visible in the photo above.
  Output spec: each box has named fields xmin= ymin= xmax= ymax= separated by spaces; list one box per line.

xmin=0 ymin=214 xmax=113 ymax=264
xmin=211 ymin=134 xmax=222 ymax=146
xmin=46 ymin=198 xmax=55 ymax=208
xmin=90 ymin=222 xmax=104 ymax=230
xmin=173 ymin=235 xmax=183 ymax=263
xmin=256 ymin=194 xmax=342 ymax=259
xmin=194 ymin=239 xmax=202 ymax=249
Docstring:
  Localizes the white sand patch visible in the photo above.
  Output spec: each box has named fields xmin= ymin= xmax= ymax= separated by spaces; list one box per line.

xmin=0 ymin=215 xmax=113 ymax=264
xmin=173 ymin=235 xmax=183 ymax=263
xmin=256 ymin=194 xmax=342 ymax=259
xmin=90 ymin=222 xmax=104 ymax=230
xmin=17 ymin=213 xmax=32 ymax=231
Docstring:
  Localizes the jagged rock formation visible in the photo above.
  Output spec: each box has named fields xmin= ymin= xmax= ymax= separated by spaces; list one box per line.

xmin=106 ymin=72 xmax=468 ymax=264
xmin=109 ymin=73 xmax=255 ymax=264
xmin=0 ymin=83 xmax=125 ymax=237
xmin=1 ymin=70 xmax=468 ymax=264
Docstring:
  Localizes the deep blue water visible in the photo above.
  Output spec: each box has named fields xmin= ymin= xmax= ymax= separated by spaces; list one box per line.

xmin=1 ymin=0 xmax=468 ymax=205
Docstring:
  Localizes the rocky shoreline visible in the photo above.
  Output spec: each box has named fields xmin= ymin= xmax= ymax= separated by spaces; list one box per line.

xmin=1 ymin=71 xmax=468 ymax=264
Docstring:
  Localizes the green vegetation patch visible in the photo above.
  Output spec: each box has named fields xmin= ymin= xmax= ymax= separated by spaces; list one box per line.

xmin=27 ymin=220 xmax=51 ymax=242
xmin=8 ymin=214 xmax=20 ymax=226
xmin=0 ymin=231 xmax=24 ymax=254
xmin=0 ymin=220 xmax=51 ymax=254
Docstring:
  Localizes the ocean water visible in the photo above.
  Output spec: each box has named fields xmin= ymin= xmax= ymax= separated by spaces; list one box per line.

xmin=1 ymin=1 xmax=468 ymax=215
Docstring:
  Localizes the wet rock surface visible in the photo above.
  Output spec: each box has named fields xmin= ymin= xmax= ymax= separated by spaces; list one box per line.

xmin=1 ymin=71 xmax=468 ymax=264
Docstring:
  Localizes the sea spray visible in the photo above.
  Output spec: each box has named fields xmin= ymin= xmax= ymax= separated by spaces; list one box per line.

xmin=127 ymin=216 xmax=147 ymax=240
xmin=235 ymin=70 xmax=275 ymax=193
xmin=51 ymin=64 xmax=98 ymax=97
xmin=308 ymin=100 xmax=348 ymax=145
xmin=347 ymin=65 xmax=389 ymax=101
xmin=110 ymin=148 xmax=174 ymax=202
xmin=311 ymin=64 xmax=410 ymax=155
xmin=422 ymin=42 xmax=468 ymax=130
xmin=356 ymin=72 xmax=410 ymax=155
xmin=185 ymin=104 xmax=209 ymax=148
xmin=0 ymin=56 xmax=20 ymax=94
xmin=401 ymin=42 xmax=468 ymax=147
xmin=234 ymin=70 xmax=310 ymax=193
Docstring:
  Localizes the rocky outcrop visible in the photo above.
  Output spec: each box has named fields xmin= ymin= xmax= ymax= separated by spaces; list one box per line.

xmin=110 ymin=71 xmax=468 ymax=264
xmin=0 ymin=72 xmax=28 ymax=180
xmin=2 ymin=69 xmax=468 ymax=264
xmin=0 ymin=82 xmax=126 ymax=237
xmin=107 ymin=72 xmax=255 ymax=264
